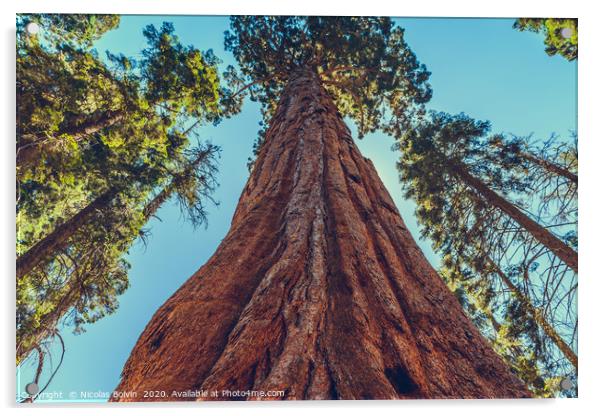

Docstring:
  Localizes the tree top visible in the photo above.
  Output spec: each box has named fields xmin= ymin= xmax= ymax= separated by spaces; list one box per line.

xmin=224 ymin=16 xmax=432 ymax=138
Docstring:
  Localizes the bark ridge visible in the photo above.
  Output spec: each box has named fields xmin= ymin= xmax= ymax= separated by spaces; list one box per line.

xmin=112 ymin=70 xmax=530 ymax=400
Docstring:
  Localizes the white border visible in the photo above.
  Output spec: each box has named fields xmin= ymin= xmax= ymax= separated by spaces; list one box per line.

xmin=10 ymin=0 xmax=581 ymax=18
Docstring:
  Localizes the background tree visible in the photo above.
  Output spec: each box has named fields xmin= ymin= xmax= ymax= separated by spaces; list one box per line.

xmin=16 ymin=15 xmax=234 ymax=371
xmin=17 ymin=20 xmax=223 ymax=172
xmin=513 ymin=18 xmax=578 ymax=61
xmin=394 ymin=111 xmax=577 ymax=396
xmin=18 ymin=14 xmax=121 ymax=49
xmin=442 ymin=266 xmax=565 ymax=398
xmin=17 ymin=144 xmax=219 ymax=364
xmin=17 ymin=21 xmax=222 ymax=276
xmin=17 ymin=14 xmax=123 ymax=169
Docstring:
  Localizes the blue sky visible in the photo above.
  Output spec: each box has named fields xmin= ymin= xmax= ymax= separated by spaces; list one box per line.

xmin=16 ymin=16 xmax=577 ymax=402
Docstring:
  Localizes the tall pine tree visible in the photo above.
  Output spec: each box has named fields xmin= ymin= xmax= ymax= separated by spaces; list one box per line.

xmin=394 ymin=111 xmax=577 ymax=396
xmin=16 ymin=16 xmax=234 ymax=365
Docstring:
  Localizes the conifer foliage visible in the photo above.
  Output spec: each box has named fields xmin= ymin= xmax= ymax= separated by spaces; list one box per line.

xmin=395 ymin=111 xmax=577 ymax=396
xmin=513 ymin=18 xmax=578 ymax=61
xmin=16 ymin=15 xmax=232 ymax=366
xmin=222 ymin=16 xmax=432 ymax=162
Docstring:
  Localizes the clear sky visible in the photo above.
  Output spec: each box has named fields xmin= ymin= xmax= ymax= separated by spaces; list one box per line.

xmin=16 ymin=15 xmax=577 ymax=402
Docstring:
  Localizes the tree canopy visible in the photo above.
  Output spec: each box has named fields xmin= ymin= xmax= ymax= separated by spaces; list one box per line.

xmin=394 ymin=111 xmax=577 ymax=396
xmin=16 ymin=15 xmax=232 ymax=365
xmin=223 ymin=16 xmax=432 ymax=159
xmin=18 ymin=14 xmax=121 ymax=50
xmin=513 ymin=18 xmax=578 ymax=61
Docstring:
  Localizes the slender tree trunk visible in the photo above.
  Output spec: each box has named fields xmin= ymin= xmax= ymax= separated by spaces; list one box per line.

xmin=112 ymin=68 xmax=529 ymax=401
xmin=490 ymin=141 xmax=578 ymax=185
xmin=16 ymin=189 xmax=116 ymax=280
xmin=142 ymin=187 xmax=172 ymax=221
xmin=520 ymin=152 xmax=577 ymax=184
xmin=16 ymin=277 xmax=81 ymax=364
xmin=452 ymin=162 xmax=578 ymax=273
xmin=17 ymin=111 xmax=124 ymax=170
xmin=143 ymin=148 xmax=213 ymax=220
xmin=486 ymin=258 xmax=578 ymax=369
xmin=17 ymin=150 xmax=214 ymax=361
xmin=17 ymin=166 xmax=201 ymax=363
xmin=17 ymin=145 xmax=213 ymax=280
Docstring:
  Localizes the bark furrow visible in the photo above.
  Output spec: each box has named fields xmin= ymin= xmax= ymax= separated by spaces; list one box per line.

xmin=112 ymin=68 xmax=530 ymax=401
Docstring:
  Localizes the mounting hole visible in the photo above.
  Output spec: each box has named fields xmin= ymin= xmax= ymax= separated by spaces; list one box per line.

xmin=560 ymin=377 xmax=573 ymax=391
xmin=25 ymin=22 xmax=40 ymax=35
xmin=25 ymin=382 xmax=39 ymax=396
xmin=560 ymin=27 xmax=573 ymax=39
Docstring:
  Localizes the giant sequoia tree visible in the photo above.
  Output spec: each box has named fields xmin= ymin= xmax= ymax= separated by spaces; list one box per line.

xmin=113 ymin=17 xmax=529 ymax=400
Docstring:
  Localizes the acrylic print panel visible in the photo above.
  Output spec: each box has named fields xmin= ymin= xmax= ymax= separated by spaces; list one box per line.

xmin=16 ymin=14 xmax=577 ymax=403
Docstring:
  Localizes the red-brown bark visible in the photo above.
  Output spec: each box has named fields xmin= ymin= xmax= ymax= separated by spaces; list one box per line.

xmin=521 ymin=152 xmax=578 ymax=185
xmin=112 ymin=68 xmax=530 ymax=401
xmin=17 ymin=111 xmax=124 ymax=171
xmin=16 ymin=188 xmax=116 ymax=280
xmin=486 ymin=258 xmax=577 ymax=369
xmin=452 ymin=161 xmax=578 ymax=273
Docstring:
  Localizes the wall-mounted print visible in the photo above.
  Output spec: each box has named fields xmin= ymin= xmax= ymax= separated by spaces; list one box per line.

xmin=16 ymin=14 xmax=577 ymax=403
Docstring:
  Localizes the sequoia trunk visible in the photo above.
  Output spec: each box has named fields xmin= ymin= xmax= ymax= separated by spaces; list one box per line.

xmin=112 ymin=68 xmax=529 ymax=400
